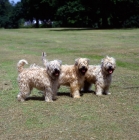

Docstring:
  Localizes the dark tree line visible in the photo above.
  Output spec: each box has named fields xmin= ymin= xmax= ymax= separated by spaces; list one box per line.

xmin=0 ymin=0 xmax=22 ymax=28
xmin=0 ymin=0 xmax=139 ymax=28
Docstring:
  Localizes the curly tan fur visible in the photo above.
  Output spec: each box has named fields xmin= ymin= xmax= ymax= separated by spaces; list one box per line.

xmin=17 ymin=59 xmax=28 ymax=73
xmin=41 ymin=52 xmax=89 ymax=98
xmin=58 ymin=58 xmax=89 ymax=98
xmin=84 ymin=56 xmax=116 ymax=96
xmin=17 ymin=59 xmax=62 ymax=102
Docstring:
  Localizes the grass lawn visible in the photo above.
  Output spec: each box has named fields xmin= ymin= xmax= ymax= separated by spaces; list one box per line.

xmin=0 ymin=28 xmax=139 ymax=140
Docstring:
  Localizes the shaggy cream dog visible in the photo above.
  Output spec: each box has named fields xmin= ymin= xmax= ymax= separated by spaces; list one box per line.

xmin=17 ymin=59 xmax=62 ymax=102
xmin=83 ymin=56 xmax=116 ymax=95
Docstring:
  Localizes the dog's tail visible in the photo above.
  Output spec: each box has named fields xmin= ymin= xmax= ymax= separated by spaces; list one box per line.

xmin=17 ymin=59 xmax=28 ymax=73
xmin=42 ymin=52 xmax=48 ymax=67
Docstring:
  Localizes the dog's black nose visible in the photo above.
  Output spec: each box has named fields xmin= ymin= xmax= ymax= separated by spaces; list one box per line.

xmin=109 ymin=66 xmax=112 ymax=69
xmin=82 ymin=66 xmax=86 ymax=69
xmin=54 ymin=68 xmax=59 ymax=72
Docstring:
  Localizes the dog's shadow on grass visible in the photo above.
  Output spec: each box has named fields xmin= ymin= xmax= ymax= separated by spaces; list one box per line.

xmin=81 ymin=90 xmax=96 ymax=95
xmin=58 ymin=90 xmax=96 ymax=97
xmin=25 ymin=92 xmax=72 ymax=101
xmin=25 ymin=90 xmax=96 ymax=101
xmin=57 ymin=90 xmax=95 ymax=97
xmin=26 ymin=96 xmax=45 ymax=101
xmin=57 ymin=92 xmax=71 ymax=97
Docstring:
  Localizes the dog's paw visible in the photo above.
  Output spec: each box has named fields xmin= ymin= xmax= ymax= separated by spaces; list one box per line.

xmin=96 ymin=93 xmax=102 ymax=96
xmin=73 ymin=95 xmax=80 ymax=98
xmin=106 ymin=92 xmax=111 ymax=95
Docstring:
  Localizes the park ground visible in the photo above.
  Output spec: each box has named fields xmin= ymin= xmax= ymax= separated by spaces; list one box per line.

xmin=0 ymin=28 xmax=139 ymax=140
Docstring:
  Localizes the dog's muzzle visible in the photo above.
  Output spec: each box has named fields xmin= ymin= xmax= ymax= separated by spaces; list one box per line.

xmin=53 ymin=69 xmax=60 ymax=77
xmin=107 ymin=66 xmax=114 ymax=74
xmin=79 ymin=66 xmax=88 ymax=75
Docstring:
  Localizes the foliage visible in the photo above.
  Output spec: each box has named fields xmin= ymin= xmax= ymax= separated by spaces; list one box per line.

xmin=21 ymin=0 xmax=54 ymax=28
xmin=0 ymin=0 xmax=23 ymax=28
xmin=55 ymin=0 xmax=85 ymax=27
xmin=0 ymin=0 xmax=12 ymax=28
xmin=0 ymin=0 xmax=139 ymax=28
xmin=123 ymin=15 xmax=139 ymax=28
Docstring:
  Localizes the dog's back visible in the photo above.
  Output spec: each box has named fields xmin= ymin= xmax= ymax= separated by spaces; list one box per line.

xmin=18 ymin=67 xmax=50 ymax=91
xmin=85 ymin=65 xmax=101 ymax=83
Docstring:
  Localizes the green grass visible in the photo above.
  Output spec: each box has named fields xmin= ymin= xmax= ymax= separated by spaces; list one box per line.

xmin=0 ymin=28 xmax=139 ymax=140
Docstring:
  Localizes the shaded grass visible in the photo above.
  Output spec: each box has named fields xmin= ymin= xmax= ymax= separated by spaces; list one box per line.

xmin=0 ymin=28 xmax=139 ymax=140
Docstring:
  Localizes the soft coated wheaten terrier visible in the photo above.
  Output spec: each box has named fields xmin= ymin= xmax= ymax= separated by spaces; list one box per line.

xmin=42 ymin=53 xmax=90 ymax=98
xmin=17 ymin=58 xmax=62 ymax=102
xmin=83 ymin=56 xmax=116 ymax=96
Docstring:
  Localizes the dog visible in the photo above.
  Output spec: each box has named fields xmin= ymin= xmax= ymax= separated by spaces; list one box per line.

xmin=42 ymin=53 xmax=90 ymax=98
xmin=17 ymin=58 xmax=62 ymax=102
xmin=83 ymin=56 xmax=116 ymax=96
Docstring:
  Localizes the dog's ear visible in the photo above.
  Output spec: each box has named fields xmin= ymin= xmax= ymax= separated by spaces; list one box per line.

xmin=101 ymin=58 xmax=104 ymax=65
xmin=86 ymin=58 xmax=90 ymax=64
xmin=57 ymin=60 xmax=62 ymax=65
xmin=75 ymin=58 xmax=80 ymax=66
xmin=106 ymin=55 xmax=110 ymax=59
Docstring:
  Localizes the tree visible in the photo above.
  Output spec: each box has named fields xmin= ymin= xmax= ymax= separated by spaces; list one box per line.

xmin=21 ymin=0 xmax=54 ymax=27
xmin=55 ymin=0 xmax=85 ymax=27
xmin=0 ymin=0 xmax=12 ymax=28
xmin=1 ymin=0 xmax=138 ymax=28
xmin=0 ymin=0 xmax=22 ymax=28
xmin=9 ymin=2 xmax=23 ymax=28
xmin=110 ymin=0 xmax=139 ymax=28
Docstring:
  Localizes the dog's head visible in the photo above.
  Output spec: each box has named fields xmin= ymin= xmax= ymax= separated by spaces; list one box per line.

xmin=75 ymin=58 xmax=89 ymax=75
xmin=46 ymin=60 xmax=62 ymax=79
xmin=101 ymin=56 xmax=116 ymax=75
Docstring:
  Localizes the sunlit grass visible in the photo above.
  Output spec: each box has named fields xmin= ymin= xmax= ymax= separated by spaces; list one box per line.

xmin=0 ymin=28 xmax=139 ymax=140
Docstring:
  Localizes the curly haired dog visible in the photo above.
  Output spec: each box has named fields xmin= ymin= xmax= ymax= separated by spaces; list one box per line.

xmin=83 ymin=56 xmax=116 ymax=96
xmin=42 ymin=52 xmax=90 ymax=98
xmin=17 ymin=58 xmax=62 ymax=102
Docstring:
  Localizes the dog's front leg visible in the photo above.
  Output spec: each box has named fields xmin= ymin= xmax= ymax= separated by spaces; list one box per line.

xmin=95 ymin=83 xmax=103 ymax=96
xmin=52 ymin=82 xmax=58 ymax=100
xmin=70 ymin=83 xmax=80 ymax=98
xmin=103 ymin=86 xmax=111 ymax=95
xmin=44 ymin=87 xmax=53 ymax=102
